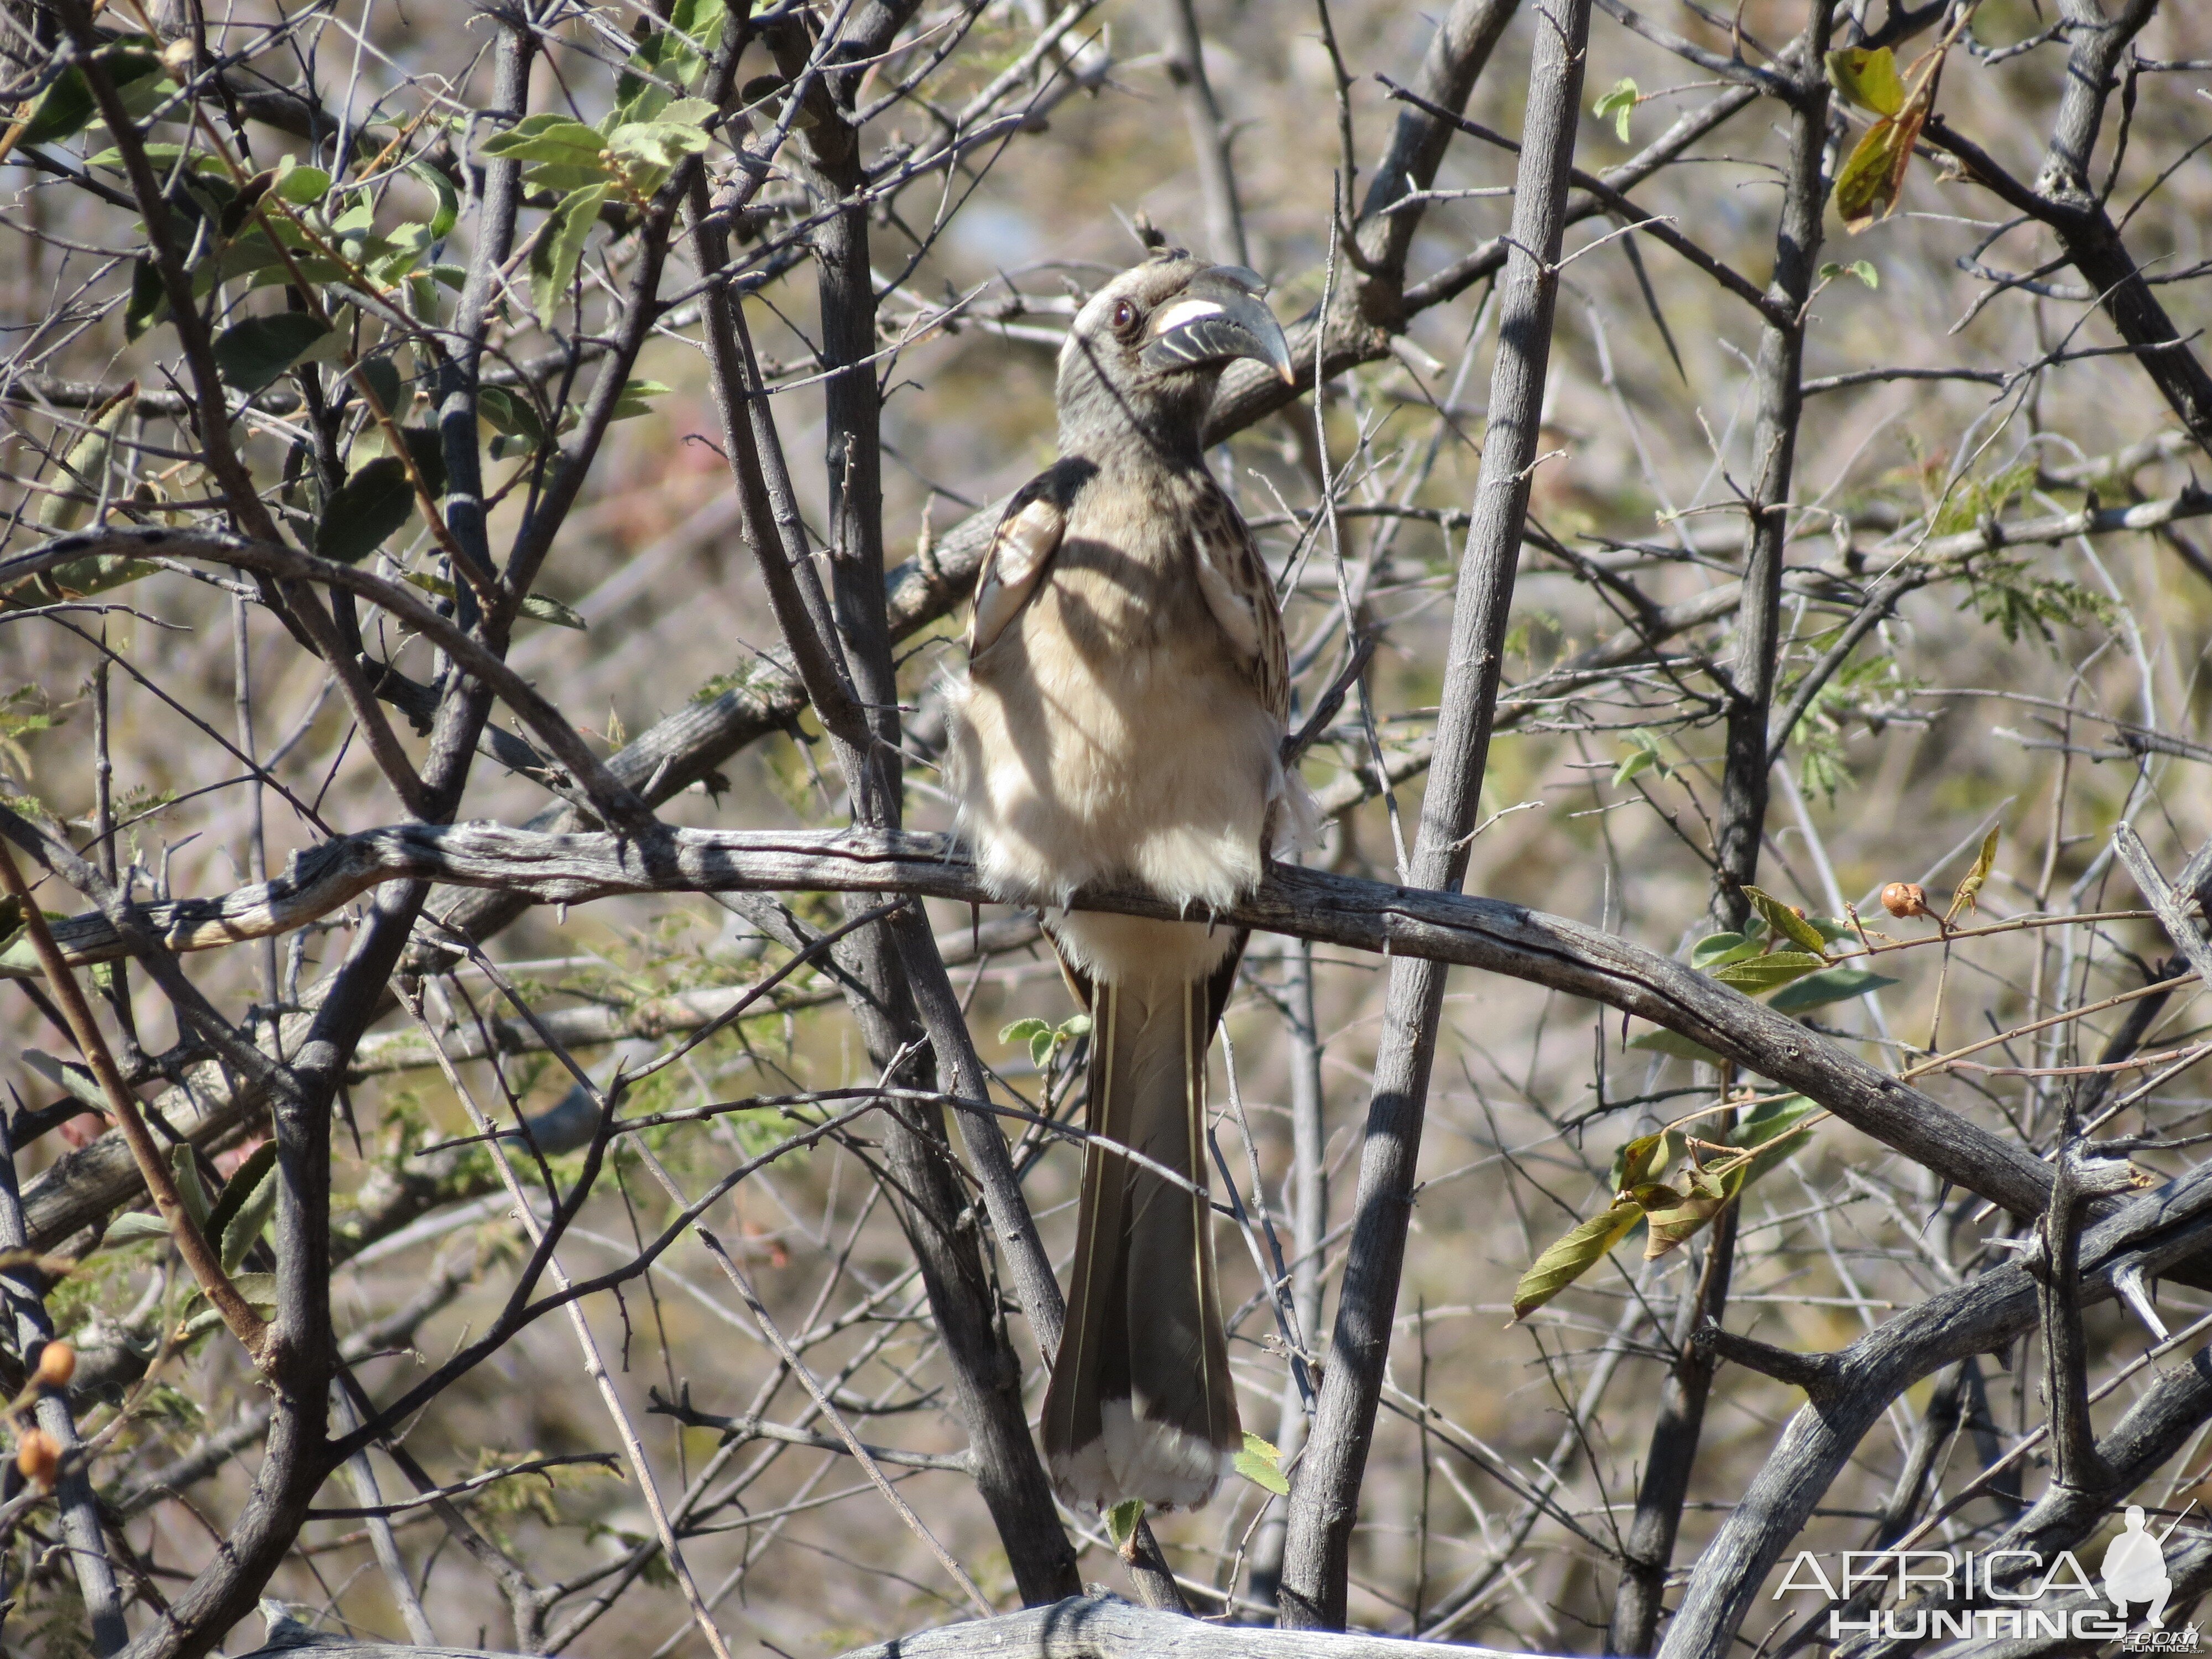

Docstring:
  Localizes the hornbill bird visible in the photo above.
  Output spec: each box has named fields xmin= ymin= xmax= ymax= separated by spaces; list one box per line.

xmin=949 ymin=245 xmax=1308 ymax=1511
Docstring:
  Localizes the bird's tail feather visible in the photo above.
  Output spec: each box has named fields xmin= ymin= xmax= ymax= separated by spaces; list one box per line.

xmin=1042 ymin=969 xmax=1240 ymax=1511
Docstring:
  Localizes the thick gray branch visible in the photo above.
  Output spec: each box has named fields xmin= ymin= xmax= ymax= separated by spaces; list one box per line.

xmin=1277 ymin=0 xmax=1591 ymax=1627
xmin=1657 ymin=1165 xmax=2212 ymax=1658
xmin=12 ymin=821 xmax=2091 ymax=1246
xmin=234 ymin=1593 xmax=1556 ymax=1657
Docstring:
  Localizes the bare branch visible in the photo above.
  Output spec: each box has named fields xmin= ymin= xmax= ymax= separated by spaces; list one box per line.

xmin=1279 ymin=0 xmax=1593 ymax=1627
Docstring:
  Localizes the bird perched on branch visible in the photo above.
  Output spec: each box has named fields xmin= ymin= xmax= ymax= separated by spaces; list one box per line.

xmin=949 ymin=242 xmax=1307 ymax=1512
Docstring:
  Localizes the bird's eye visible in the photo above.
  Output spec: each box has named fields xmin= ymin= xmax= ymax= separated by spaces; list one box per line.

xmin=1110 ymin=300 xmax=1136 ymax=333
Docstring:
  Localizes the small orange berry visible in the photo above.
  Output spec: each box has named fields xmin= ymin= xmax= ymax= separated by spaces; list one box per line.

xmin=1881 ymin=881 xmax=1929 ymax=919
xmin=32 ymin=1342 xmax=74 ymax=1390
xmin=16 ymin=1427 xmax=59 ymax=1492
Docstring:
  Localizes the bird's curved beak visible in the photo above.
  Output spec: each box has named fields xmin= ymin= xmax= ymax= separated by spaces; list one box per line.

xmin=1140 ymin=267 xmax=1297 ymax=385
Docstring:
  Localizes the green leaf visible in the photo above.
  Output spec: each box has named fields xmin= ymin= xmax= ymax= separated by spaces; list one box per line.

xmin=606 ymin=100 xmax=713 ymax=187
xmin=315 ymin=459 xmax=411 ymax=564
xmin=1825 ymin=46 xmax=1906 ymax=116
xmin=248 ymin=254 xmax=348 ymax=292
xmin=1709 ymin=951 xmax=1829 ymax=994
xmin=479 ymin=384 xmax=551 ymax=460
xmin=212 ymin=313 xmax=333 ymax=395
xmin=1721 ymin=1095 xmax=1821 ymax=1190
xmin=1641 ymin=1166 xmax=1744 ymax=1260
xmin=85 ymin=142 xmax=216 ymax=175
xmin=1626 ymin=1027 xmax=1725 ymax=1067
xmin=1834 ymin=105 xmax=1926 ymax=234
xmin=482 ymin=116 xmax=614 ymax=195
xmin=610 ymin=378 xmax=671 ymax=421
xmin=1726 ymin=1094 xmax=1818 ymax=1162
xmin=22 ymin=549 xmax=159 ymax=601
xmin=402 ymin=571 xmax=583 ymax=630
xmin=1624 ymin=1102 xmax=1820 ymax=1265
xmin=1612 ymin=728 xmax=1666 ymax=788
xmin=218 ymin=1157 xmax=281 ymax=1276
xmin=409 ymin=159 xmax=459 ymax=238
xmin=1846 ymin=259 xmax=1878 ymax=288
xmin=477 ymin=384 xmax=544 ymax=442
xmin=519 ymin=592 xmax=586 ymax=630
xmin=479 ymin=114 xmax=606 ymax=169
xmin=1766 ymin=966 xmax=1898 ymax=1014
xmin=1950 ymin=824 xmax=2000 ymax=918
xmin=355 ymin=357 xmax=404 ymax=420
xmin=1741 ymin=886 xmax=1832 ymax=956
xmin=21 ymin=1050 xmax=107 ymax=1113
xmin=1610 ymin=1128 xmax=1685 ymax=1191
xmin=273 ymin=156 xmax=331 ymax=205
xmin=190 ymin=1271 xmax=278 ymax=1313
xmin=331 ymin=198 xmax=376 ymax=238
xmin=40 ymin=383 xmax=136 ymax=531
xmin=204 ymin=1140 xmax=278 ymax=1260
xmin=998 ymin=1016 xmax=1055 ymax=1066
xmin=398 ymin=426 xmax=448 ymax=495
xmin=368 ymin=221 xmax=434 ymax=284
xmin=529 ymin=183 xmax=608 ymax=321
xmin=607 ymin=116 xmax=713 ymax=162
xmin=21 ymin=45 xmax=163 ymax=146
xmin=996 ymin=1013 xmax=1092 ymax=1070
xmin=18 ymin=67 xmax=99 ymax=148
xmin=211 ymin=231 xmax=293 ymax=285
xmin=655 ymin=96 xmax=717 ymax=129
xmin=112 ymin=64 xmax=180 ymax=122
xmin=124 ymin=258 xmax=170 ymax=341
xmin=616 ymin=81 xmax=674 ymax=131
xmin=1234 ymin=1431 xmax=1291 ymax=1496
xmin=103 ymin=1212 xmax=173 ymax=1245
xmin=170 ymin=1143 xmax=211 ymax=1231
xmin=220 ymin=165 xmax=277 ymax=236
xmin=1593 ymin=77 xmax=1639 ymax=142
xmin=1106 ymin=1498 xmax=1145 ymax=1548
xmin=618 ymin=0 xmax=726 ymax=114
xmin=1690 ymin=932 xmax=1762 ymax=971
xmin=1512 ymin=1199 xmax=1642 ymax=1321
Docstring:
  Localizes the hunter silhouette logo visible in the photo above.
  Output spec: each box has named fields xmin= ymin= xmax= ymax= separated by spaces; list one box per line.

xmin=2105 ymin=1506 xmax=2180 ymax=1627
xmin=2107 ymin=1504 xmax=2202 ymax=1653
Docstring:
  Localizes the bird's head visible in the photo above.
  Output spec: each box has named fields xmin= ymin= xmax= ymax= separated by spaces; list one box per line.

xmin=1055 ymin=247 xmax=1295 ymax=458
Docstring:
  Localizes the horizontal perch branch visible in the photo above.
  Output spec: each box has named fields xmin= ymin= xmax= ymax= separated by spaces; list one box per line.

xmin=235 ymin=1593 xmax=1554 ymax=1658
xmin=14 ymin=821 xmax=2096 ymax=1233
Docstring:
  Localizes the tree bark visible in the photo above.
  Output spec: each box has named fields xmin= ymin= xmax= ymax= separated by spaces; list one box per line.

xmin=1274 ymin=0 xmax=1593 ymax=1627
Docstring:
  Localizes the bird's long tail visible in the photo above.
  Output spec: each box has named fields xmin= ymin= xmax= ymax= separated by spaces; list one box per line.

xmin=1042 ymin=962 xmax=1241 ymax=1511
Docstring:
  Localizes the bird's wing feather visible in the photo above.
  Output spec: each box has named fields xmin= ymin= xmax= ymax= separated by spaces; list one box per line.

xmin=1190 ymin=489 xmax=1289 ymax=721
xmin=969 ymin=490 xmax=1067 ymax=656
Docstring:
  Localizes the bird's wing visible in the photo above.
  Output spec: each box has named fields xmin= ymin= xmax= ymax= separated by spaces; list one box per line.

xmin=1190 ymin=488 xmax=1290 ymax=722
xmin=969 ymin=483 xmax=1069 ymax=656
